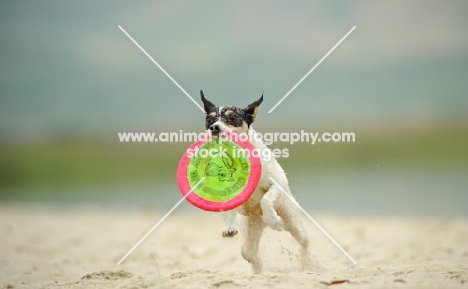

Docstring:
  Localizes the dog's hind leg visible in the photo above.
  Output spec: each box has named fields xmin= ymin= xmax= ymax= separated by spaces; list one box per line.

xmin=222 ymin=210 xmax=238 ymax=237
xmin=283 ymin=211 xmax=314 ymax=270
xmin=241 ymin=215 xmax=265 ymax=274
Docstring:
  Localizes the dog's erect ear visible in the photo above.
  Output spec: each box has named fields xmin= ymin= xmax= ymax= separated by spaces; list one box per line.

xmin=244 ymin=93 xmax=263 ymax=120
xmin=200 ymin=90 xmax=216 ymax=113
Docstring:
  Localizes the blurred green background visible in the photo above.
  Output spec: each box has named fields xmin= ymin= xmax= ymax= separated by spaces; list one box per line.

xmin=1 ymin=1 xmax=467 ymax=215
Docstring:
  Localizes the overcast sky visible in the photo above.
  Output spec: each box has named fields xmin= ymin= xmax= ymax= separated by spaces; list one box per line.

xmin=1 ymin=1 xmax=467 ymax=140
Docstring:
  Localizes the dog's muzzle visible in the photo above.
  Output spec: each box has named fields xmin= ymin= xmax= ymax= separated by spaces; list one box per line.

xmin=209 ymin=124 xmax=220 ymax=137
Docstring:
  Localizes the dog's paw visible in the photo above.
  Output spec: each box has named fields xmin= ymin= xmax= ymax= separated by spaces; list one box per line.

xmin=251 ymin=263 xmax=263 ymax=274
xmin=263 ymin=213 xmax=284 ymax=231
xmin=222 ymin=230 xmax=238 ymax=237
xmin=299 ymin=250 xmax=316 ymax=271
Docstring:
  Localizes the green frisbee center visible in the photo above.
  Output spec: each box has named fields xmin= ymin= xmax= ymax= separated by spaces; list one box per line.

xmin=187 ymin=137 xmax=251 ymax=202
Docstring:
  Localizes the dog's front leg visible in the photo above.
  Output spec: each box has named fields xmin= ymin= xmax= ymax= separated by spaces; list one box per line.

xmin=241 ymin=215 xmax=265 ymax=274
xmin=222 ymin=210 xmax=238 ymax=237
xmin=261 ymin=184 xmax=285 ymax=231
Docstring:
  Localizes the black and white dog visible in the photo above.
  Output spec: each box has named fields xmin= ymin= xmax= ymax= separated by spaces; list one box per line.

xmin=200 ymin=90 xmax=312 ymax=273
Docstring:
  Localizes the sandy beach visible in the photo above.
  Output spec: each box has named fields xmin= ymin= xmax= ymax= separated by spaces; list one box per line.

xmin=0 ymin=203 xmax=467 ymax=289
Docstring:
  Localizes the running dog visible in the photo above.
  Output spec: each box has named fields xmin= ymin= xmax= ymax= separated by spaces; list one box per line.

xmin=200 ymin=90 xmax=312 ymax=274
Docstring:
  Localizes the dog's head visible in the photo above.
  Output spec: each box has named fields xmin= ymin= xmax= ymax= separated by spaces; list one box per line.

xmin=200 ymin=90 xmax=263 ymax=137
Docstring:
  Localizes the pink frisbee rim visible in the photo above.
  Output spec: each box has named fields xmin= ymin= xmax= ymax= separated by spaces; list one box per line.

xmin=176 ymin=131 xmax=262 ymax=212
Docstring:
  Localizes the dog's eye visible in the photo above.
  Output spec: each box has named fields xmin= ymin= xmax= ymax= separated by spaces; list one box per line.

xmin=227 ymin=114 xmax=237 ymax=123
xmin=206 ymin=117 xmax=214 ymax=125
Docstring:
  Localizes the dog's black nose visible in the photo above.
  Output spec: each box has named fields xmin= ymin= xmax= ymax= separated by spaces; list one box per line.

xmin=209 ymin=124 xmax=220 ymax=132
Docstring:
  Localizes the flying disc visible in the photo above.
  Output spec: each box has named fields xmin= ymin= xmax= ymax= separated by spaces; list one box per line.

xmin=176 ymin=132 xmax=262 ymax=212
